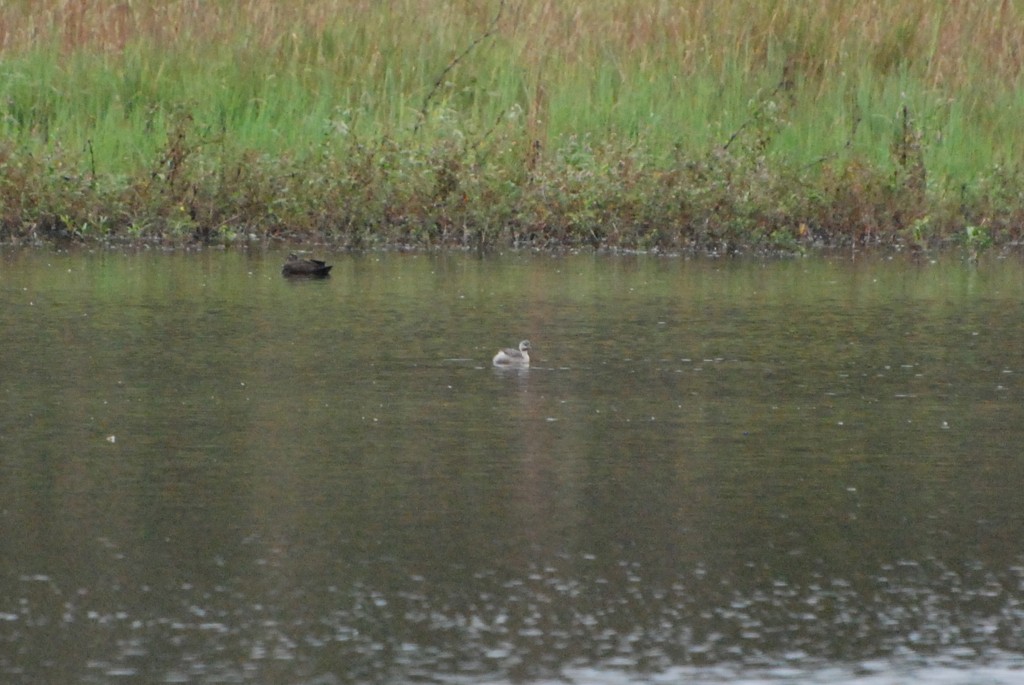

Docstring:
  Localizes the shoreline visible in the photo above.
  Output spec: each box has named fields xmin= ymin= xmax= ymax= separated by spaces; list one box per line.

xmin=4 ymin=230 xmax=1019 ymax=261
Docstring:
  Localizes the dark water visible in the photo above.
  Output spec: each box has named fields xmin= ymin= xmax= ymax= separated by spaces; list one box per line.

xmin=2 ymin=248 xmax=1024 ymax=685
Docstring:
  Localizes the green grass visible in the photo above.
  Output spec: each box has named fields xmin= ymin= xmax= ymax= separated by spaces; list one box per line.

xmin=3 ymin=1 xmax=1024 ymax=252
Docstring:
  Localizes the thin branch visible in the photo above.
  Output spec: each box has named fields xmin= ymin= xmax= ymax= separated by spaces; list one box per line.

xmin=800 ymin=114 xmax=860 ymax=172
xmin=415 ymin=0 xmax=507 ymax=133
xmin=722 ymin=80 xmax=784 ymax=152
xmin=721 ymin=64 xmax=794 ymax=151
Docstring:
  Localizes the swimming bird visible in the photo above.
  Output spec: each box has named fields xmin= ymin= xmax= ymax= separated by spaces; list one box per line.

xmin=282 ymin=253 xmax=332 ymax=278
xmin=492 ymin=340 xmax=531 ymax=367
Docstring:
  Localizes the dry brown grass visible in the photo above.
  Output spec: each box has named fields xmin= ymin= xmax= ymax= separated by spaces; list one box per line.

xmin=2 ymin=0 xmax=1023 ymax=89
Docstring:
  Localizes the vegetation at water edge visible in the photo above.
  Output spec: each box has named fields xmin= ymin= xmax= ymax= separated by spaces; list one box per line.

xmin=2 ymin=0 xmax=1024 ymax=253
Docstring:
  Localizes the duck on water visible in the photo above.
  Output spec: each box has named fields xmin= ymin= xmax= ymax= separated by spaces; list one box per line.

xmin=493 ymin=340 xmax=531 ymax=367
xmin=282 ymin=253 xmax=332 ymax=278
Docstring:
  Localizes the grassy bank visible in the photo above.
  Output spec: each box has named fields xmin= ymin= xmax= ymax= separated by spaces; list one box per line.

xmin=2 ymin=0 xmax=1024 ymax=253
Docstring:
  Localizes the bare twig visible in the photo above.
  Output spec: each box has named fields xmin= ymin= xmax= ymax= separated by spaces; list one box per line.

xmin=721 ymin=61 xmax=796 ymax=152
xmin=799 ymin=113 xmax=860 ymax=172
xmin=722 ymin=78 xmax=785 ymax=152
xmin=415 ymin=0 xmax=507 ymax=133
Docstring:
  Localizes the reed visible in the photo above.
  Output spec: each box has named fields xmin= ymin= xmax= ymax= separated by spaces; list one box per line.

xmin=2 ymin=0 xmax=1024 ymax=250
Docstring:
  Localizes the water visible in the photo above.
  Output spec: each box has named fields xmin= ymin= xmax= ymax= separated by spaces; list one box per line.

xmin=2 ymin=248 xmax=1024 ymax=684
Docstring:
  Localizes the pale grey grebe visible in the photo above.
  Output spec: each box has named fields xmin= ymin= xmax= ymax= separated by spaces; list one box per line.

xmin=492 ymin=340 xmax=531 ymax=367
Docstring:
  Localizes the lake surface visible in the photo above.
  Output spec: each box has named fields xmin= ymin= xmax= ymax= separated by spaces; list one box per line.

xmin=2 ymin=248 xmax=1024 ymax=685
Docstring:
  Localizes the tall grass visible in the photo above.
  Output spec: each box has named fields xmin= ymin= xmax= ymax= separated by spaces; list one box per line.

xmin=2 ymin=0 xmax=1024 ymax=250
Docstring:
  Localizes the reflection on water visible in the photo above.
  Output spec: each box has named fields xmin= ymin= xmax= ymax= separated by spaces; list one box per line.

xmin=1 ymin=249 xmax=1024 ymax=684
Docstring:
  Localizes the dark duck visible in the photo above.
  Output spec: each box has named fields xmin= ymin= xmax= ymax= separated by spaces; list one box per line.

xmin=282 ymin=253 xmax=332 ymax=278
